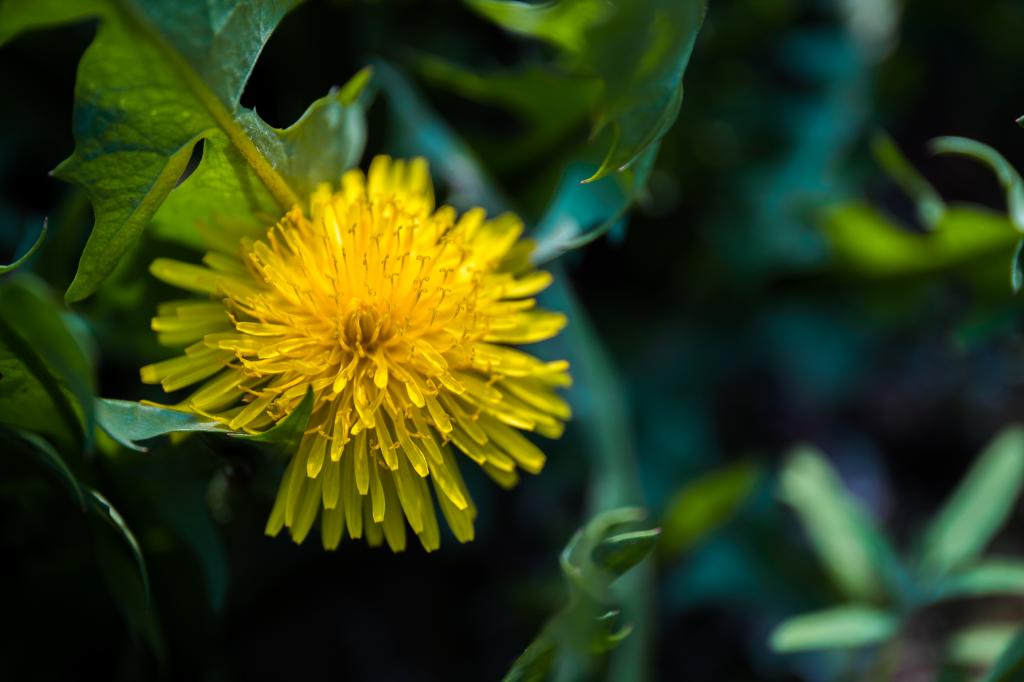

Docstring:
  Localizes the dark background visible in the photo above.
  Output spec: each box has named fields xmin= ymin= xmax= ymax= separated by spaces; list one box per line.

xmin=3 ymin=0 xmax=1024 ymax=680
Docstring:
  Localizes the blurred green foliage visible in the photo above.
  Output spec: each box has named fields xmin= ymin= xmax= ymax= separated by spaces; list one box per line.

xmin=773 ymin=432 xmax=1024 ymax=678
xmin=4 ymin=0 xmax=1024 ymax=681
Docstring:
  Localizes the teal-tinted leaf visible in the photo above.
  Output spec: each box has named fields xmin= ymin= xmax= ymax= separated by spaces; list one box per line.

xmin=89 ymin=489 xmax=151 ymax=608
xmin=779 ymin=445 xmax=904 ymax=602
xmin=948 ymin=626 xmax=1020 ymax=669
xmin=467 ymin=0 xmax=707 ymax=182
xmin=659 ymin=461 xmax=759 ymax=559
xmin=232 ymin=386 xmax=313 ymax=454
xmin=983 ymin=627 xmax=1024 ymax=682
xmin=531 ymin=144 xmax=658 ymax=263
xmin=1 ymin=1 xmax=369 ymax=301
xmin=0 ymin=219 xmax=47 ymax=275
xmin=770 ymin=606 xmax=898 ymax=652
xmin=931 ymin=136 xmax=1024 ymax=231
xmin=822 ymin=203 xmax=1018 ymax=277
xmin=872 ymin=132 xmax=945 ymax=229
xmin=11 ymin=428 xmax=86 ymax=511
xmin=0 ymin=275 xmax=95 ymax=451
xmin=918 ymin=426 xmax=1024 ymax=578
xmin=96 ymin=398 xmax=226 ymax=452
xmin=936 ymin=560 xmax=1024 ymax=600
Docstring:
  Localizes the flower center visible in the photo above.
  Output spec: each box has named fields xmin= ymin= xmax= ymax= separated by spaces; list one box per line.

xmin=338 ymin=300 xmax=390 ymax=355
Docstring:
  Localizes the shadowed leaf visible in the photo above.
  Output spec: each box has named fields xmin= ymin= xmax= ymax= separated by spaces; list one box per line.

xmin=0 ymin=219 xmax=47 ymax=275
xmin=467 ymin=0 xmax=706 ymax=182
xmin=659 ymin=460 xmax=759 ymax=558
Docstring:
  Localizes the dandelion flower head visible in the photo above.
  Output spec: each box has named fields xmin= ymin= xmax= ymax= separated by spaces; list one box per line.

xmin=141 ymin=156 xmax=571 ymax=551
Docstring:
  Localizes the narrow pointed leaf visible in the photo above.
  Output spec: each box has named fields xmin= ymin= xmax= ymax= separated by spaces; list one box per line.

xmin=949 ymin=626 xmax=1020 ymax=669
xmin=88 ymin=489 xmax=151 ymax=608
xmin=96 ymin=398 xmax=226 ymax=452
xmin=779 ymin=445 xmax=904 ymax=602
xmin=936 ymin=560 xmax=1024 ymax=600
xmin=659 ymin=460 xmax=759 ymax=558
xmin=918 ymin=426 xmax=1024 ymax=578
xmin=983 ymin=628 xmax=1024 ymax=682
xmin=770 ymin=606 xmax=898 ymax=652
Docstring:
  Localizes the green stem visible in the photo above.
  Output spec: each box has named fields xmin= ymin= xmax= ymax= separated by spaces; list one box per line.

xmin=550 ymin=263 xmax=653 ymax=682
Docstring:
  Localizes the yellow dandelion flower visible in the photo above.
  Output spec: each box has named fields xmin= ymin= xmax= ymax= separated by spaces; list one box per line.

xmin=141 ymin=156 xmax=571 ymax=551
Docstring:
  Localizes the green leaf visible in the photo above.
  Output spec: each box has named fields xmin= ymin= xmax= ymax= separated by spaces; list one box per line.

xmin=504 ymin=509 xmax=658 ymax=682
xmin=948 ymin=626 xmax=1020 ymax=669
xmin=467 ymin=0 xmax=612 ymax=53
xmin=88 ymin=489 xmax=151 ymax=609
xmin=821 ymin=202 xmax=1018 ymax=277
xmin=89 ymin=493 xmax=164 ymax=660
xmin=95 ymin=398 xmax=226 ymax=452
xmin=779 ymin=445 xmax=904 ymax=602
xmin=931 ymin=136 xmax=1024 ymax=231
xmin=0 ymin=1 xmax=369 ymax=301
xmin=872 ymin=132 xmax=945 ymax=229
xmin=593 ymin=528 xmax=662 ymax=577
xmin=1012 ymin=239 xmax=1024 ymax=293
xmin=659 ymin=460 xmax=759 ymax=559
xmin=0 ymin=219 xmax=47 ymax=275
xmin=10 ymin=428 xmax=87 ymax=511
xmin=0 ymin=275 xmax=95 ymax=452
xmin=155 ymin=67 xmax=372 ymax=250
xmin=232 ymin=386 xmax=314 ymax=454
xmin=918 ymin=426 xmax=1024 ymax=578
xmin=467 ymin=0 xmax=707 ymax=182
xmin=89 ymin=483 xmax=159 ymax=655
xmin=770 ymin=606 xmax=898 ymax=652
xmin=983 ymin=627 xmax=1024 ymax=682
xmin=936 ymin=560 xmax=1024 ymax=601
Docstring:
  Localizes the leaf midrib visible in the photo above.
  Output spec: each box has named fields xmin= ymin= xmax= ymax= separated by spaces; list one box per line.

xmin=111 ymin=0 xmax=301 ymax=211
